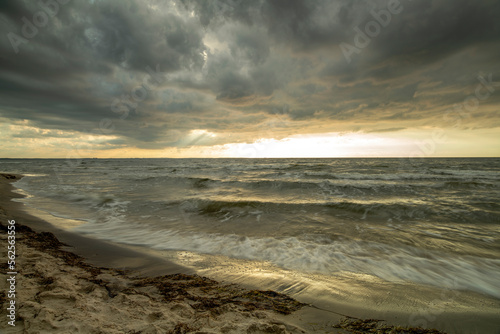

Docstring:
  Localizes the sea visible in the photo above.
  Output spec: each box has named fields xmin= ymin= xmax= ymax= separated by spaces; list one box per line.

xmin=1 ymin=158 xmax=499 ymax=327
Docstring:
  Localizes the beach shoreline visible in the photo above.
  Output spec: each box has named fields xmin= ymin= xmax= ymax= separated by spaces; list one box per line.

xmin=1 ymin=172 xmax=494 ymax=333
xmin=0 ymin=173 xmax=313 ymax=333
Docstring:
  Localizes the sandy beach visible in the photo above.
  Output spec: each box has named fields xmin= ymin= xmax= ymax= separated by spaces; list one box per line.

xmin=0 ymin=173 xmax=309 ymax=333
xmin=0 ymin=173 xmax=485 ymax=333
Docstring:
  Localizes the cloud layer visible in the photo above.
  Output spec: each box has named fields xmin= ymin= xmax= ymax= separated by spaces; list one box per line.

xmin=1 ymin=0 xmax=499 ymax=156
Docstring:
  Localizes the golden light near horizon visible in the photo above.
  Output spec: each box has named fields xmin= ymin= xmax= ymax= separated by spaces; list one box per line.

xmin=208 ymin=132 xmax=415 ymax=158
xmin=3 ymin=122 xmax=500 ymax=159
xmin=179 ymin=127 xmax=500 ymax=159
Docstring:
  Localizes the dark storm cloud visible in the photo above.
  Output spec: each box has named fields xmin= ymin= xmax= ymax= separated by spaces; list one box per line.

xmin=0 ymin=0 xmax=209 ymax=146
xmin=230 ymin=27 xmax=270 ymax=66
xmin=1 ymin=0 xmax=499 ymax=152
xmin=184 ymin=0 xmax=500 ymax=119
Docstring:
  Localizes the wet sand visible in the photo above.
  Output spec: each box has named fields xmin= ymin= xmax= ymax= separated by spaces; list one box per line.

xmin=1 ymin=173 xmax=493 ymax=333
xmin=0 ymin=173 xmax=193 ymax=277
xmin=0 ymin=173 xmax=309 ymax=333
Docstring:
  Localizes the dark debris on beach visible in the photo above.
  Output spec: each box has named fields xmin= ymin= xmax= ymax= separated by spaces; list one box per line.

xmin=1 ymin=174 xmax=18 ymax=180
xmin=0 ymin=220 xmax=103 ymax=276
xmin=133 ymin=274 xmax=306 ymax=315
xmin=333 ymin=317 xmax=447 ymax=334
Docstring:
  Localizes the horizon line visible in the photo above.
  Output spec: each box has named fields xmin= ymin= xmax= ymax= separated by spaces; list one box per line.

xmin=1 ymin=156 xmax=499 ymax=159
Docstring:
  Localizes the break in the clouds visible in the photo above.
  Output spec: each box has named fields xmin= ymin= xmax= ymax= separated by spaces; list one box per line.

xmin=0 ymin=0 xmax=499 ymax=158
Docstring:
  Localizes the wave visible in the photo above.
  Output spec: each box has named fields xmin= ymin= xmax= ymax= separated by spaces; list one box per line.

xmin=303 ymin=172 xmax=497 ymax=182
xmin=443 ymin=181 xmax=496 ymax=189
xmin=129 ymin=174 xmax=498 ymax=195
xmin=178 ymin=198 xmax=434 ymax=220
xmin=74 ymin=223 xmax=500 ymax=299
xmin=171 ymin=197 xmax=500 ymax=224
xmin=42 ymin=190 xmax=128 ymax=210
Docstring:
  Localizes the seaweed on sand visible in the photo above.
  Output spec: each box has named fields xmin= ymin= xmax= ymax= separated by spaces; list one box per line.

xmin=2 ymin=221 xmax=114 ymax=312
xmin=333 ymin=317 xmax=447 ymax=333
xmin=133 ymin=275 xmax=306 ymax=315
xmin=1 ymin=221 xmax=103 ymax=276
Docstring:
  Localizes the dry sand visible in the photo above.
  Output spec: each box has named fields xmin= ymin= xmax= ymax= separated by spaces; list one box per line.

xmin=0 ymin=173 xmax=451 ymax=333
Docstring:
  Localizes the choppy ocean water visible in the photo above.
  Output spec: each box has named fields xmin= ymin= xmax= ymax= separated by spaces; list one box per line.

xmin=1 ymin=158 xmax=499 ymax=299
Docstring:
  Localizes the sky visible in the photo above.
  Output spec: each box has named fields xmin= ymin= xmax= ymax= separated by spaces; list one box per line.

xmin=0 ymin=0 xmax=499 ymax=158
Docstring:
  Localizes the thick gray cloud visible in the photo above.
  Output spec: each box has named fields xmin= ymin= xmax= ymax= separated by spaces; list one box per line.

xmin=1 ymin=0 xmax=499 ymax=153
